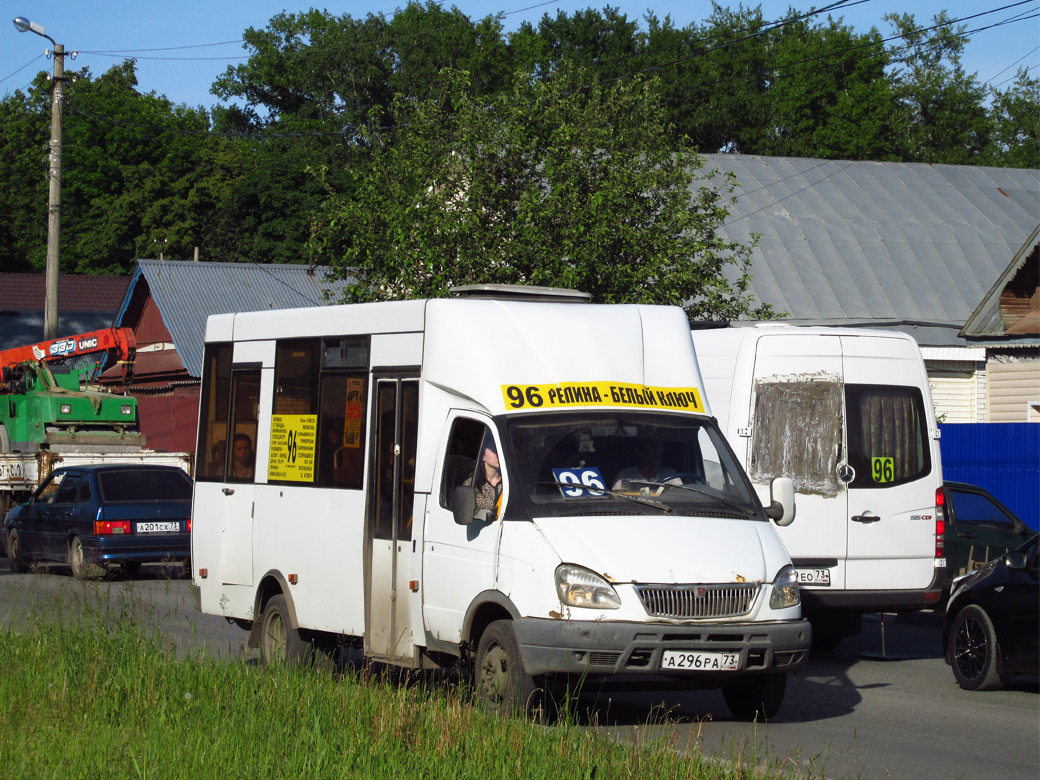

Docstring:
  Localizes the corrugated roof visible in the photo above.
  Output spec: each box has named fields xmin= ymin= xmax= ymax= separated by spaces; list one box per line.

xmin=0 ymin=273 xmax=129 ymax=312
xmin=704 ymin=155 xmax=1040 ymax=346
xmin=116 ymin=260 xmax=351 ymax=377
xmin=0 ymin=312 xmax=121 ymax=351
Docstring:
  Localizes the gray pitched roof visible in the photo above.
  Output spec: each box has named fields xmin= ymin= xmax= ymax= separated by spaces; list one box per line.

xmin=705 ymin=155 xmax=1040 ymax=346
xmin=116 ymin=260 xmax=350 ymax=377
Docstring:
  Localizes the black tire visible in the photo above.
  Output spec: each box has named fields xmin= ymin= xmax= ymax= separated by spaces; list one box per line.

xmin=7 ymin=529 xmax=29 ymax=573
xmin=722 ymin=673 xmax=787 ymax=721
xmin=259 ymin=594 xmax=316 ymax=667
xmin=948 ymin=604 xmax=1008 ymax=691
xmin=474 ymin=620 xmax=540 ymax=717
xmin=69 ymin=537 xmax=104 ymax=580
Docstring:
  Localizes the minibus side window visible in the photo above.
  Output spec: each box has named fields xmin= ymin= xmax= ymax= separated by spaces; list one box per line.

xmin=440 ymin=419 xmax=491 ymax=511
xmin=196 ymin=344 xmax=233 ymax=482
xmin=316 ymin=337 xmax=370 ymax=489
xmin=846 ymin=385 xmax=930 ymax=489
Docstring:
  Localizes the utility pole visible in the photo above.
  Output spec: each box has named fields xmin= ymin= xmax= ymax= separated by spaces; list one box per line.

xmin=14 ymin=17 xmax=68 ymax=339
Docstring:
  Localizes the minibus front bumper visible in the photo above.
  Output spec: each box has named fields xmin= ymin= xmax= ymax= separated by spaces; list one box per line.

xmin=512 ymin=617 xmax=812 ymax=677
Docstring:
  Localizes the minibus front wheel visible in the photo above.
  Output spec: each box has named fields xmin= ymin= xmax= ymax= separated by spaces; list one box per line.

xmin=475 ymin=620 xmax=540 ymax=717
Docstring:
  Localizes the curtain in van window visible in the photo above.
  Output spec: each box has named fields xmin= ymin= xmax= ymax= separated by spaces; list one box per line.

xmin=848 ymin=385 xmax=929 ymax=487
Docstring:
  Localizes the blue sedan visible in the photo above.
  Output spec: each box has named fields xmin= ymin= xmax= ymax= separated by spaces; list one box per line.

xmin=4 ymin=464 xmax=192 ymax=579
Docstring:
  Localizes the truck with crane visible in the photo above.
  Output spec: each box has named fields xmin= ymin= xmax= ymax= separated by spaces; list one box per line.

xmin=0 ymin=327 xmax=192 ymax=524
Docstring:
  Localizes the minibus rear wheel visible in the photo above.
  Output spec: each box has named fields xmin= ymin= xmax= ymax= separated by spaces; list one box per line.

xmin=475 ymin=620 xmax=539 ymax=717
xmin=259 ymin=594 xmax=314 ymax=666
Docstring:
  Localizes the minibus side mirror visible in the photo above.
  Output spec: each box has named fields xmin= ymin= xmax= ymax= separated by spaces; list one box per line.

xmin=453 ymin=485 xmax=475 ymax=525
xmin=765 ymin=477 xmax=795 ymax=526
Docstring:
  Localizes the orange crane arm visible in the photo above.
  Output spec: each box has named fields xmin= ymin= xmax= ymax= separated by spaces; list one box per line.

xmin=0 ymin=327 xmax=136 ymax=369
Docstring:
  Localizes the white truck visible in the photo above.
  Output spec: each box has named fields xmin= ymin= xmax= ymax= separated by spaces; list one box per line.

xmin=190 ymin=286 xmax=811 ymax=720
xmin=691 ymin=324 xmax=946 ymax=648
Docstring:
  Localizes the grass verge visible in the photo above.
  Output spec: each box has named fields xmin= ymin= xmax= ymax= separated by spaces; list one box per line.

xmin=0 ymin=581 xmax=810 ymax=780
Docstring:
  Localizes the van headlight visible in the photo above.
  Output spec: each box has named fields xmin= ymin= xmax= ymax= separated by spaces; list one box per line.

xmin=769 ymin=565 xmax=801 ymax=609
xmin=555 ymin=564 xmax=621 ymax=610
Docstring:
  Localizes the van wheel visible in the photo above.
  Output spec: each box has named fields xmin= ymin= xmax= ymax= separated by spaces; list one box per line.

xmin=722 ymin=673 xmax=786 ymax=721
xmin=69 ymin=537 xmax=104 ymax=580
xmin=259 ymin=594 xmax=314 ymax=666
xmin=7 ymin=530 xmax=28 ymax=573
xmin=475 ymin=620 xmax=539 ymax=717
xmin=948 ymin=605 xmax=1007 ymax=691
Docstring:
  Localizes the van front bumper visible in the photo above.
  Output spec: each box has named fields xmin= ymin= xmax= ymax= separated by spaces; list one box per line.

xmin=512 ymin=617 xmax=811 ymax=677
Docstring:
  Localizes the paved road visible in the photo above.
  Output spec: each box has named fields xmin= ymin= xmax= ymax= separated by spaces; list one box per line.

xmin=1 ymin=567 xmax=1037 ymax=780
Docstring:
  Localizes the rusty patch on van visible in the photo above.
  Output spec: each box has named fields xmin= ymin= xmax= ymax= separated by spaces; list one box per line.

xmin=750 ymin=372 xmax=842 ymax=497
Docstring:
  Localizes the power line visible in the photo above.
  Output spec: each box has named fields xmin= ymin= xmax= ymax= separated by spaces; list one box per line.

xmin=0 ymin=53 xmax=45 ymax=87
xmin=986 ymin=45 xmax=1040 ymax=83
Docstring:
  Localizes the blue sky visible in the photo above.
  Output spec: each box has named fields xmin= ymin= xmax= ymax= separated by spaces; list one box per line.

xmin=2 ymin=1 xmax=1037 ymax=107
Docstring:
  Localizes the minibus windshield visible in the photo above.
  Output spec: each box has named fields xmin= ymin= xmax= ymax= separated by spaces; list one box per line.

xmin=504 ymin=412 xmax=761 ymax=519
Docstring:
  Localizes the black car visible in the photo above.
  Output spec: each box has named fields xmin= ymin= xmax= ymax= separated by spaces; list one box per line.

xmin=943 ymin=533 xmax=1039 ymax=691
xmin=941 ymin=481 xmax=1034 ymax=592
xmin=4 ymin=464 xmax=192 ymax=579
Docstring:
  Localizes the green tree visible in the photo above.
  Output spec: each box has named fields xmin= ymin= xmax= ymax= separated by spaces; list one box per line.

xmin=762 ymin=17 xmax=895 ymax=159
xmin=309 ymin=67 xmax=772 ymax=322
xmin=985 ymin=69 xmax=1040 ymax=169
xmin=885 ymin=12 xmax=990 ymax=164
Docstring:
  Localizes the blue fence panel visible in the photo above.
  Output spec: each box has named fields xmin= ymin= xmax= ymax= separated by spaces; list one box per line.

xmin=939 ymin=423 xmax=1040 ymax=530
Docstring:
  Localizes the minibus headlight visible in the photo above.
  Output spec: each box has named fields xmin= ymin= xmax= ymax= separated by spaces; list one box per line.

xmin=555 ymin=564 xmax=621 ymax=610
xmin=769 ymin=565 xmax=801 ymax=610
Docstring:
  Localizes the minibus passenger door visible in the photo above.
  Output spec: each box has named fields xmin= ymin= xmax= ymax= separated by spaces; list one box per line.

xmin=367 ymin=376 xmax=419 ymax=662
xmin=218 ymin=367 xmax=261 ymax=586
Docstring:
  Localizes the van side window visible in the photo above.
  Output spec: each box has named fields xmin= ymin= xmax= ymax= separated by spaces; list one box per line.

xmin=846 ymin=385 xmax=930 ymax=489
xmin=196 ymin=343 xmax=233 ymax=481
xmin=440 ymin=418 xmax=491 ymax=510
xmin=750 ymin=377 xmax=843 ymax=496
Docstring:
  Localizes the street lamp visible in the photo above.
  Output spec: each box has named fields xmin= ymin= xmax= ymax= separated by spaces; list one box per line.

xmin=13 ymin=16 xmax=68 ymax=340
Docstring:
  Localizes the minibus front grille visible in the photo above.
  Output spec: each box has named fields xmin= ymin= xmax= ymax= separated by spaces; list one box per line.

xmin=635 ymin=583 xmax=759 ymax=619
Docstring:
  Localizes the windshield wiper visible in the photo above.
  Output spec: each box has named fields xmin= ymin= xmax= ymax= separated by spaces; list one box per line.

xmin=629 ymin=480 xmax=754 ymax=517
xmin=538 ymin=481 xmax=672 ymax=513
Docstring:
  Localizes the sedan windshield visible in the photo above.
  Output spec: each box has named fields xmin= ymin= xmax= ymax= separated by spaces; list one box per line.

xmin=504 ymin=412 xmax=761 ymax=519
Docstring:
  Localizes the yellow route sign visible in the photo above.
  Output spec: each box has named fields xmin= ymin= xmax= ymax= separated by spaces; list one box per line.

xmin=502 ymin=382 xmax=703 ymax=412
xmin=269 ymin=414 xmax=317 ymax=482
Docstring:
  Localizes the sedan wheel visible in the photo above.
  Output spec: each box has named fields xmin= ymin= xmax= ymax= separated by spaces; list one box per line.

xmin=7 ymin=530 xmax=29 ymax=573
xmin=949 ymin=604 xmax=1008 ymax=691
xmin=69 ymin=537 xmax=104 ymax=580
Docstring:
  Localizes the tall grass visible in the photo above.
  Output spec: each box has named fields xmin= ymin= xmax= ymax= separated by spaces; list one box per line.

xmin=0 ymin=580 xmax=810 ymax=780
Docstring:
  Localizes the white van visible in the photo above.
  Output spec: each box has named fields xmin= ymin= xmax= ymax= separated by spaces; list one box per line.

xmin=191 ymin=287 xmax=810 ymax=720
xmin=690 ymin=325 xmax=945 ymax=647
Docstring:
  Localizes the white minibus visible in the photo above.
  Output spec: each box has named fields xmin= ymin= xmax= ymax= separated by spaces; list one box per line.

xmin=191 ymin=286 xmax=810 ymax=719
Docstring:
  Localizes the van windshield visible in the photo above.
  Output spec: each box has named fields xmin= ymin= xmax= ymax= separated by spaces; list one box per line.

xmin=504 ymin=412 xmax=761 ymax=519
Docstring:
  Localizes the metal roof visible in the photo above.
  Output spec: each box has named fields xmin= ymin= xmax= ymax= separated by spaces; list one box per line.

xmin=115 ymin=260 xmax=351 ymax=377
xmin=703 ymin=155 xmax=1040 ymax=347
